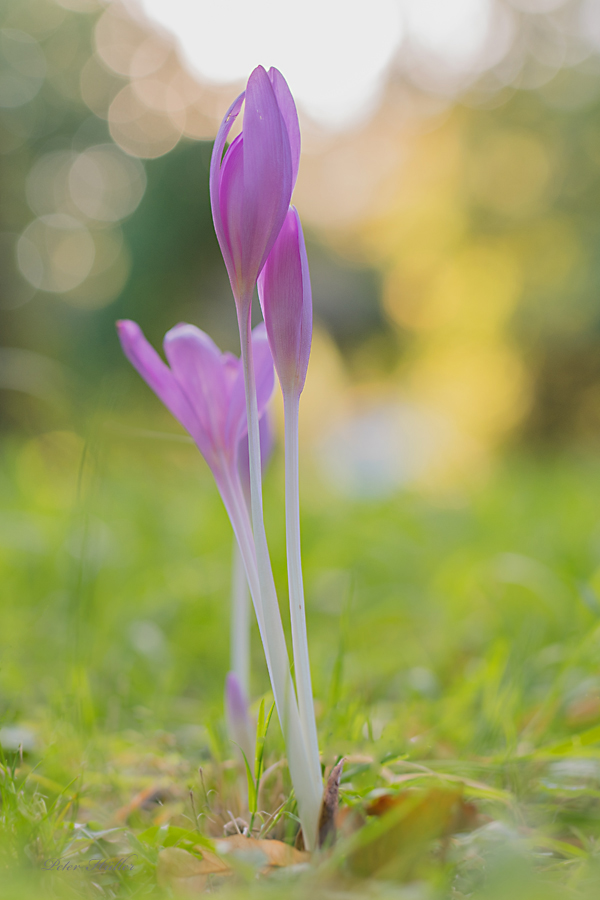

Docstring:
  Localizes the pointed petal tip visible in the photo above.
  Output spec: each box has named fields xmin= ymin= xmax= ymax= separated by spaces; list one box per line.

xmin=163 ymin=324 xmax=224 ymax=369
xmin=116 ymin=319 xmax=141 ymax=344
xmin=163 ymin=322 xmax=200 ymax=343
xmin=164 ymin=321 xmax=190 ymax=335
xmin=246 ymin=64 xmax=271 ymax=96
xmin=250 ymin=63 xmax=268 ymax=79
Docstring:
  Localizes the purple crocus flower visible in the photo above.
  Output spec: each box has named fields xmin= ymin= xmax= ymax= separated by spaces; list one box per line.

xmin=225 ymin=671 xmax=254 ymax=766
xmin=210 ymin=66 xmax=300 ymax=313
xmin=258 ymin=206 xmax=312 ymax=400
xmin=116 ymin=319 xmax=274 ymax=492
xmin=208 ymin=69 xmax=323 ymax=849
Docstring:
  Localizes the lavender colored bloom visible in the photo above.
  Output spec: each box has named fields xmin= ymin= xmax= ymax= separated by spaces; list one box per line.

xmin=116 ymin=320 xmax=274 ymax=483
xmin=258 ymin=206 xmax=312 ymax=399
xmin=225 ymin=671 xmax=254 ymax=765
xmin=210 ymin=66 xmax=300 ymax=311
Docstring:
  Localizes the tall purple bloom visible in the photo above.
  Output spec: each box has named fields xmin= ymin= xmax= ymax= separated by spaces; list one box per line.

xmin=208 ymin=67 xmax=323 ymax=850
xmin=258 ymin=206 xmax=312 ymax=400
xmin=210 ymin=66 xmax=300 ymax=313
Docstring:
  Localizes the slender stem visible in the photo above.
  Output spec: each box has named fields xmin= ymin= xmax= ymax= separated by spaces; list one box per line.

xmin=216 ymin=462 xmax=266 ymax=656
xmin=283 ymin=392 xmax=321 ymax=788
xmin=230 ymin=538 xmax=250 ymax=695
xmin=237 ymin=304 xmax=321 ymax=851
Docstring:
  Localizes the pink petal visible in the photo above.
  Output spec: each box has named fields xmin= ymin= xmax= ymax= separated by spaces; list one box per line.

xmin=210 ymin=91 xmax=245 ymax=285
xmin=116 ymin=320 xmax=201 ymax=442
xmin=259 ymin=405 xmax=275 ymax=470
xmin=238 ymin=405 xmax=275 ymax=496
xmin=225 ymin=323 xmax=275 ymax=449
xmin=163 ymin=324 xmax=231 ymax=462
xmin=218 ymin=133 xmax=245 ymax=294
xmin=268 ymin=67 xmax=301 ymax=188
xmin=223 ymin=351 xmax=240 ymax=390
xmin=295 ymin=207 xmax=313 ymax=396
xmin=258 ymin=206 xmax=312 ymax=397
xmin=225 ymin=672 xmax=254 ymax=764
xmin=226 ymin=361 xmax=248 ymax=450
xmin=252 ymin=321 xmax=276 ymax=413
xmin=240 ymin=66 xmax=293 ymax=297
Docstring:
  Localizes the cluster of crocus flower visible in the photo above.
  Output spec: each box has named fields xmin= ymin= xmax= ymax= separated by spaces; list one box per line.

xmin=117 ymin=66 xmax=322 ymax=849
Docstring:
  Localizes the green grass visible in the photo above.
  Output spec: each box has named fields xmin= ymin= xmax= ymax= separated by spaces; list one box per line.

xmin=3 ymin=420 xmax=600 ymax=897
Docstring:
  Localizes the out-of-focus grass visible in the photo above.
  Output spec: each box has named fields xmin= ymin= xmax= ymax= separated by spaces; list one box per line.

xmin=3 ymin=422 xmax=600 ymax=896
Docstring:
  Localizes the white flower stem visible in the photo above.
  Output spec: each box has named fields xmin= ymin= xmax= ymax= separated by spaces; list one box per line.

xmin=237 ymin=306 xmax=322 ymax=851
xmin=218 ymin=461 xmax=265 ymax=643
xmin=230 ymin=539 xmax=250 ymax=695
xmin=283 ymin=392 xmax=321 ymax=789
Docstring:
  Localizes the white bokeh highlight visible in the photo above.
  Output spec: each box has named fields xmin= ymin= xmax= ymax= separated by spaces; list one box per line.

xmin=135 ymin=0 xmax=403 ymax=128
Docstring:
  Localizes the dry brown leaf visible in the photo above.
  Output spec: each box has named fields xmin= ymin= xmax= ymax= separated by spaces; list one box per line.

xmin=213 ymin=834 xmax=309 ymax=868
xmin=366 ymin=789 xmax=483 ymax=834
xmin=156 ymin=847 xmax=209 ymax=894
xmin=365 ymin=792 xmax=405 ymax=817
xmin=156 ymin=834 xmax=310 ymax=894
xmin=158 ymin=845 xmax=229 ymax=878
xmin=349 ymin=786 xmax=463 ymax=879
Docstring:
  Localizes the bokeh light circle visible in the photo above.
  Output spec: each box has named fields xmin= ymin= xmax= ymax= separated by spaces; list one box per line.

xmin=26 ymin=151 xmax=75 ymax=217
xmin=68 ymin=144 xmax=147 ymax=221
xmin=0 ymin=29 xmax=46 ymax=109
xmin=108 ymin=82 xmax=184 ymax=158
xmin=17 ymin=214 xmax=95 ymax=293
xmin=134 ymin=0 xmax=402 ymax=128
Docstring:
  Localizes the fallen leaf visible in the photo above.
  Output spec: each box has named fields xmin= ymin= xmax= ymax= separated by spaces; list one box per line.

xmin=365 ymin=792 xmax=406 ymax=817
xmin=157 ymin=846 xmax=228 ymax=877
xmin=319 ymin=758 xmax=345 ymax=848
xmin=347 ymin=786 xmax=463 ymax=879
xmin=213 ymin=834 xmax=309 ymax=869
xmin=367 ymin=790 xmax=484 ymax=834
xmin=156 ymin=833 xmax=310 ymax=892
xmin=156 ymin=847 xmax=209 ymax=894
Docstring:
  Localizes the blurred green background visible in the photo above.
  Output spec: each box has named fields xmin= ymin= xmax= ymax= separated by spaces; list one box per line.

xmin=2 ymin=0 xmax=600 ymax=749
xmin=5 ymin=2 xmax=600 ymax=896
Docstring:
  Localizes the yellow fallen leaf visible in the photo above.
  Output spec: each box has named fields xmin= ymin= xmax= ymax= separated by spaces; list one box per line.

xmin=212 ymin=834 xmax=310 ymax=868
xmin=156 ymin=834 xmax=310 ymax=893
xmin=348 ymin=786 xmax=463 ymax=879
xmin=156 ymin=847 xmax=208 ymax=894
